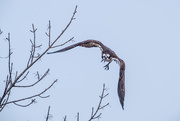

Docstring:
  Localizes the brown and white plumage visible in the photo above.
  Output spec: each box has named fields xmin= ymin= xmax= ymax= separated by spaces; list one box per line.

xmin=47 ymin=40 xmax=125 ymax=110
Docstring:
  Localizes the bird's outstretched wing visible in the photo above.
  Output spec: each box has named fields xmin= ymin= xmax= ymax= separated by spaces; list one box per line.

xmin=112 ymin=57 xmax=125 ymax=110
xmin=47 ymin=40 xmax=104 ymax=54
xmin=117 ymin=59 xmax=125 ymax=110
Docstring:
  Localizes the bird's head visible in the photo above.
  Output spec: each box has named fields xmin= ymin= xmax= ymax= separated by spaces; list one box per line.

xmin=102 ymin=53 xmax=111 ymax=61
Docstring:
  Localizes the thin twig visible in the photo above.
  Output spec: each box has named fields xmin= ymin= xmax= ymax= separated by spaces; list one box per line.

xmin=0 ymin=91 xmax=10 ymax=112
xmin=48 ymin=5 xmax=77 ymax=49
xmin=51 ymin=37 xmax=74 ymax=48
xmin=27 ymin=25 xmax=41 ymax=66
xmin=0 ymin=34 xmax=13 ymax=109
xmin=39 ymin=95 xmax=50 ymax=98
xmin=77 ymin=112 xmax=79 ymax=121
xmin=17 ymin=71 xmax=29 ymax=83
xmin=14 ymin=69 xmax=50 ymax=88
xmin=35 ymin=71 xmax=40 ymax=80
xmin=63 ymin=116 xmax=67 ymax=121
xmin=3 ymin=76 xmax=10 ymax=97
xmin=45 ymin=20 xmax=51 ymax=47
xmin=7 ymin=33 xmax=13 ymax=86
xmin=89 ymin=84 xmax=109 ymax=121
xmin=46 ymin=106 xmax=51 ymax=121
xmin=13 ymin=99 xmax=35 ymax=107
xmin=0 ymin=54 xmax=12 ymax=59
xmin=14 ymin=71 xmax=18 ymax=81
xmin=0 ymin=29 xmax=3 ymax=34
xmin=27 ymin=50 xmax=32 ymax=67
xmin=30 ymin=24 xmax=37 ymax=64
xmin=2 ymin=79 xmax=57 ymax=105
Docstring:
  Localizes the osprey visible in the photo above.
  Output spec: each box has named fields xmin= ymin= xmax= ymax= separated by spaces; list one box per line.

xmin=47 ymin=40 xmax=125 ymax=110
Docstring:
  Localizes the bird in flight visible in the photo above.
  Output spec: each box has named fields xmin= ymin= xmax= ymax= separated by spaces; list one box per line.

xmin=47 ymin=40 xmax=125 ymax=110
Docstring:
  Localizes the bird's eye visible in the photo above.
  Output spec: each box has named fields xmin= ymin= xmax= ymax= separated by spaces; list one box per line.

xmin=107 ymin=54 xmax=110 ymax=57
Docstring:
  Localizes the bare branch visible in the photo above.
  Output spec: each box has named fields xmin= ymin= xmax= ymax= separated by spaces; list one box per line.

xmin=36 ymin=44 xmax=42 ymax=48
xmin=10 ymin=5 xmax=77 ymax=91
xmin=27 ymin=25 xmax=42 ymax=66
xmin=35 ymin=71 xmax=40 ymax=80
xmin=0 ymin=33 xmax=13 ymax=110
xmin=39 ymin=95 xmax=50 ymax=98
xmin=17 ymin=71 xmax=29 ymax=83
xmin=77 ymin=112 xmax=79 ymax=121
xmin=14 ymin=69 xmax=50 ymax=88
xmin=30 ymin=24 xmax=37 ymax=64
xmin=100 ymin=103 xmax=109 ymax=110
xmin=63 ymin=115 xmax=67 ymax=121
xmin=7 ymin=33 xmax=13 ymax=85
xmin=8 ymin=63 xmax=13 ymax=85
xmin=0 ymin=28 xmax=3 ymax=34
xmin=91 ymin=107 xmax=94 ymax=117
xmin=89 ymin=84 xmax=109 ymax=121
xmin=0 ymin=51 xmax=13 ymax=59
xmin=14 ymin=71 xmax=18 ymax=81
xmin=0 ymin=5 xmax=77 ymax=112
xmin=2 ymin=79 xmax=57 ymax=106
xmin=27 ymin=49 xmax=32 ymax=67
xmin=51 ymin=37 xmax=74 ymax=49
xmin=13 ymin=99 xmax=35 ymax=107
xmin=3 ymin=76 xmax=10 ymax=97
xmin=93 ymin=113 xmax=102 ymax=120
xmin=0 ymin=91 xmax=10 ymax=112
xmin=46 ymin=106 xmax=51 ymax=121
xmin=45 ymin=20 xmax=51 ymax=47
xmin=48 ymin=5 xmax=77 ymax=49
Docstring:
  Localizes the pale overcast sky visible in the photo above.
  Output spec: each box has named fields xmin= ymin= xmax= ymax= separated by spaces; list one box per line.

xmin=0 ymin=0 xmax=180 ymax=121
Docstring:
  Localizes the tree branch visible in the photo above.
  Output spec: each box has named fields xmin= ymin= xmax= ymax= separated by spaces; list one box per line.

xmin=17 ymin=71 xmax=29 ymax=83
xmin=45 ymin=20 xmax=51 ymax=47
xmin=0 ymin=5 xmax=78 ymax=112
xmin=0 ymin=28 xmax=3 ymax=35
xmin=77 ymin=112 xmax=79 ymax=121
xmin=0 ymin=34 xmax=13 ymax=110
xmin=89 ymin=84 xmax=109 ymax=121
xmin=51 ymin=37 xmax=74 ymax=49
xmin=30 ymin=24 xmax=37 ymax=63
xmin=45 ymin=106 xmax=51 ymax=121
xmin=14 ymin=69 xmax=50 ymax=88
xmin=2 ymin=79 xmax=57 ymax=106
xmin=13 ymin=99 xmax=35 ymax=107
xmin=63 ymin=115 xmax=67 ymax=121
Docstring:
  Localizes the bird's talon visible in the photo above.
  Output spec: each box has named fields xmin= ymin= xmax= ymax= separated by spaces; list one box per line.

xmin=104 ymin=65 xmax=109 ymax=70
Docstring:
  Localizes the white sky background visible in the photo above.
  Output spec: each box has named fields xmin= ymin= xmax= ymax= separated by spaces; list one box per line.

xmin=0 ymin=0 xmax=180 ymax=121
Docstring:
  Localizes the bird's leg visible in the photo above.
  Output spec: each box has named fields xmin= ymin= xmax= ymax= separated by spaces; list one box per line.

xmin=104 ymin=61 xmax=111 ymax=70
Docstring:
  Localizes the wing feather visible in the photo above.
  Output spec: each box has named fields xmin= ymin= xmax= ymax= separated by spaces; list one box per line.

xmin=47 ymin=40 xmax=103 ymax=54
xmin=47 ymin=43 xmax=81 ymax=54
xmin=118 ymin=60 xmax=125 ymax=110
